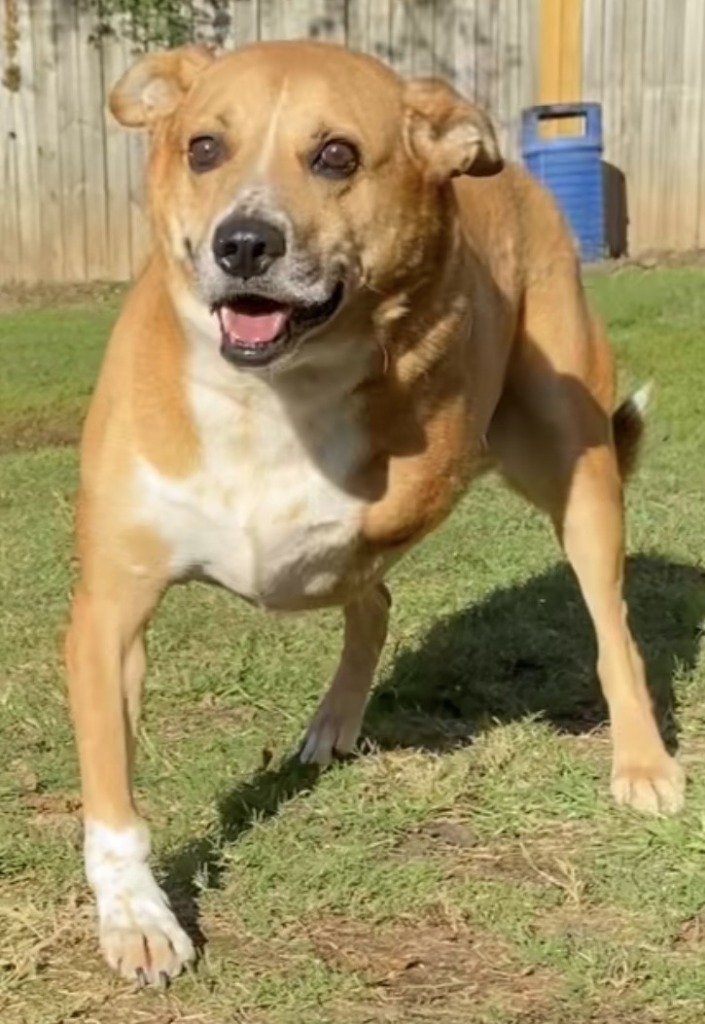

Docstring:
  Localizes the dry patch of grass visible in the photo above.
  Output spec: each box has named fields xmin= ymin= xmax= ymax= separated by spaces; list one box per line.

xmin=0 ymin=281 xmax=126 ymax=314
xmin=308 ymin=914 xmax=561 ymax=1019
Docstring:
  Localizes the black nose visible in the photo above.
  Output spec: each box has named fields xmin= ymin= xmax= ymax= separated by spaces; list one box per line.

xmin=212 ymin=216 xmax=286 ymax=279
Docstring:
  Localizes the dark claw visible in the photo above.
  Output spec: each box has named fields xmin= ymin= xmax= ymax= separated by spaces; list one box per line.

xmin=135 ymin=966 xmax=148 ymax=989
xmin=158 ymin=970 xmax=171 ymax=990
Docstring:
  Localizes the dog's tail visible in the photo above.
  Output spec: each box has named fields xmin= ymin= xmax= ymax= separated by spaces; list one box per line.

xmin=612 ymin=383 xmax=651 ymax=482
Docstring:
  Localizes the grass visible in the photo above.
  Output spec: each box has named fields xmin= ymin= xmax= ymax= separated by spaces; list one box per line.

xmin=0 ymin=267 xmax=704 ymax=1023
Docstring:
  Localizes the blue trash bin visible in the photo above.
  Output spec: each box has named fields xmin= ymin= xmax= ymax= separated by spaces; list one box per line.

xmin=521 ymin=102 xmax=605 ymax=262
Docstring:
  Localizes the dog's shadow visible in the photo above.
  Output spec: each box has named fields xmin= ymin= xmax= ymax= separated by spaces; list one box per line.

xmin=162 ymin=757 xmax=321 ymax=946
xmin=365 ymin=554 xmax=705 ymax=753
xmin=163 ymin=553 xmax=704 ymax=943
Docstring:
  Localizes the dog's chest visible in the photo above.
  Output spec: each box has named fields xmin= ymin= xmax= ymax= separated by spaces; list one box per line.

xmin=135 ymin=378 xmax=367 ymax=607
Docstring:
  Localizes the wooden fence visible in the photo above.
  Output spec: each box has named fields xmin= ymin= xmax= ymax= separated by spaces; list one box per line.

xmin=1 ymin=0 xmax=704 ymax=283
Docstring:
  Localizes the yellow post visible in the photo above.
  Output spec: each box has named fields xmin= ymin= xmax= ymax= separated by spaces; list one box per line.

xmin=539 ymin=0 xmax=583 ymax=136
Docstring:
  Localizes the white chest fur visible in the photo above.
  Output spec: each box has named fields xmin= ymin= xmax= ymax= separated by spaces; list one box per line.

xmin=134 ymin=348 xmax=369 ymax=608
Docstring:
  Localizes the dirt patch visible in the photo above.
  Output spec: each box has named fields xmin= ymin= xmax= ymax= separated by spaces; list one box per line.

xmin=456 ymin=843 xmax=586 ymax=903
xmin=396 ymin=820 xmax=588 ymax=898
xmin=157 ymin=700 xmax=257 ymax=744
xmin=0 ymin=397 xmax=88 ymax=454
xmin=417 ymin=819 xmax=479 ymax=849
xmin=0 ymin=409 xmax=84 ymax=455
xmin=0 ymin=281 xmax=127 ymax=313
xmin=585 ymin=1014 xmax=693 ymax=1024
xmin=12 ymin=760 xmax=82 ymax=832
xmin=501 ymin=1012 xmax=683 ymax=1024
xmin=24 ymin=793 xmax=82 ymax=838
xmin=395 ymin=818 xmax=479 ymax=859
xmin=537 ymin=905 xmax=647 ymax=944
xmin=673 ymin=908 xmax=705 ymax=951
xmin=461 ymin=847 xmax=555 ymax=886
xmin=307 ymin=914 xmax=560 ymax=1015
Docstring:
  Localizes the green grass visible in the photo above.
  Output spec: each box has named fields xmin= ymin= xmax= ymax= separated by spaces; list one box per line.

xmin=0 ymin=268 xmax=704 ymax=1023
xmin=0 ymin=306 xmax=113 ymax=452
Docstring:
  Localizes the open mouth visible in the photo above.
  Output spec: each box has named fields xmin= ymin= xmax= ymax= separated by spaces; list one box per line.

xmin=212 ymin=284 xmax=344 ymax=368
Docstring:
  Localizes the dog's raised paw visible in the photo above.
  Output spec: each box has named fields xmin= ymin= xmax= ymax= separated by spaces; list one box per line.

xmin=611 ymin=756 xmax=685 ymax=815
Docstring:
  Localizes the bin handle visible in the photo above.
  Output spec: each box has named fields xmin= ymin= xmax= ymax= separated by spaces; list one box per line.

xmin=530 ymin=103 xmax=591 ymax=120
xmin=522 ymin=103 xmax=602 ymax=139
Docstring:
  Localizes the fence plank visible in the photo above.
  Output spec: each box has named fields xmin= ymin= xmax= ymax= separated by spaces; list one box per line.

xmin=279 ymin=0 xmax=317 ymax=38
xmin=521 ymin=0 xmax=540 ymax=106
xmin=12 ymin=0 xmax=41 ymax=281
xmin=540 ymin=0 xmax=582 ymax=135
xmin=681 ymin=0 xmax=705 ymax=250
xmin=389 ymin=0 xmax=414 ymax=76
xmin=74 ymin=5 xmax=109 ymax=280
xmin=358 ymin=0 xmax=393 ymax=66
xmin=640 ymin=0 xmax=667 ymax=252
xmin=453 ymin=0 xmax=476 ymax=100
xmin=0 ymin=0 xmax=22 ymax=283
xmin=29 ymin=1 xmax=64 ymax=281
xmin=661 ymin=0 xmax=688 ymax=249
xmin=390 ymin=0 xmax=441 ymax=77
xmin=413 ymin=0 xmax=441 ymax=78
xmin=498 ymin=0 xmax=519 ymax=156
xmin=307 ymin=0 xmax=347 ymax=43
xmin=432 ymin=0 xmax=457 ymax=83
xmin=618 ymin=0 xmax=645 ymax=256
xmin=539 ymin=0 xmax=561 ymax=105
xmin=558 ymin=0 xmax=582 ymax=133
xmin=257 ymin=0 xmax=287 ymax=40
xmin=476 ymin=0 xmax=499 ymax=111
xmin=582 ymin=0 xmax=603 ymax=102
xmin=601 ymin=0 xmax=625 ymax=254
xmin=697 ymin=3 xmax=705 ymax=247
xmin=227 ymin=0 xmax=260 ymax=48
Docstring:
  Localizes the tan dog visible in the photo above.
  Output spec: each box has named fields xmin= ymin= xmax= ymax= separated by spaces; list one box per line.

xmin=65 ymin=40 xmax=684 ymax=984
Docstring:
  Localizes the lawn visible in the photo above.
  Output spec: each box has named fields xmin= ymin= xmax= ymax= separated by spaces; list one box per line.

xmin=0 ymin=268 xmax=704 ymax=1024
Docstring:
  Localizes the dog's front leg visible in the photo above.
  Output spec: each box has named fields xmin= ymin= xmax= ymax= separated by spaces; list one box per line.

xmin=65 ymin=568 xmax=195 ymax=984
xmin=300 ymin=583 xmax=390 ymax=765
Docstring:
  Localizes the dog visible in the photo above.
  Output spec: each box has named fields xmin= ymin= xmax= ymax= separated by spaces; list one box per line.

xmin=65 ymin=40 xmax=684 ymax=985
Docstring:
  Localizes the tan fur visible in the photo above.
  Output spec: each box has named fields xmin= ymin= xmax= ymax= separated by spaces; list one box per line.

xmin=66 ymin=41 xmax=684 ymax=984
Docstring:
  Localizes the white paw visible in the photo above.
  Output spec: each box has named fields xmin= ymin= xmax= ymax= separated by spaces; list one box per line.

xmin=85 ymin=821 xmax=195 ymax=984
xmin=299 ymin=691 xmax=365 ymax=766
xmin=97 ymin=863 xmax=195 ymax=984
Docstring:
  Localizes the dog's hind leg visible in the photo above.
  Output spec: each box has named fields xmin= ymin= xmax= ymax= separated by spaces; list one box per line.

xmin=488 ymin=291 xmax=684 ymax=814
xmin=65 ymin=546 xmax=195 ymax=984
xmin=300 ymin=583 xmax=390 ymax=765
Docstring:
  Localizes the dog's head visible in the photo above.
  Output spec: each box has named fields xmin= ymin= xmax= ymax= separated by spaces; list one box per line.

xmin=111 ymin=41 xmax=502 ymax=370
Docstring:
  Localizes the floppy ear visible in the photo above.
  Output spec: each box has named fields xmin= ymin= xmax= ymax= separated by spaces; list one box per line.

xmin=403 ymin=78 xmax=503 ymax=180
xmin=109 ymin=45 xmax=215 ymax=128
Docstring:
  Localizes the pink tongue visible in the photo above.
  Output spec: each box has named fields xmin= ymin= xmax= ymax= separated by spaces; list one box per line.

xmin=220 ymin=305 xmax=290 ymax=346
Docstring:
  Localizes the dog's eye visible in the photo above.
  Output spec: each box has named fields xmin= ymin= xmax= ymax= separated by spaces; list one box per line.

xmin=311 ymin=139 xmax=359 ymax=179
xmin=188 ymin=135 xmax=225 ymax=174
